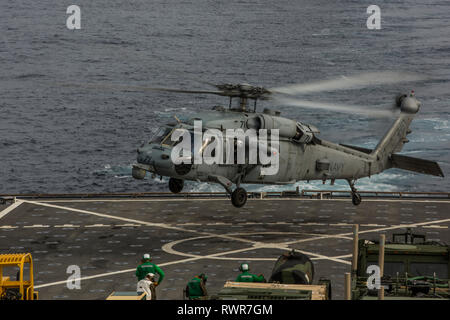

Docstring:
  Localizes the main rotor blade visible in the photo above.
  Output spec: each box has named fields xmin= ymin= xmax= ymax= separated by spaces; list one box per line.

xmin=57 ymin=82 xmax=224 ymax=96
xmin=270 ymin=71 xmax=426 ymax=95
xmin=274 ymin=96 xmax=397 ymax=118
xmin=185 ymin=77 xmax=219 ymax=88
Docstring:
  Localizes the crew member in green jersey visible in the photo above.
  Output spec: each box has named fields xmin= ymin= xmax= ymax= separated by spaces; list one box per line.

xmin=235 ymin=263 xmax=265 ymax=282
xmin=185 ymin=274 xmax=208 ymax=300
xmin=135 ymin=253 xmax=165 ymax=286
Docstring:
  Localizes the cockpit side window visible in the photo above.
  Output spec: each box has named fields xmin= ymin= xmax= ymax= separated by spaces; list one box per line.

xmin=150 ymin=127 xmax=172 ymax=144
xmin=161 ymin=128 xmax=178 ymax=146
xmin=293 ymin=123 xmax=304 ymax=141
xmin=293 ymin=122 xmax=313 ymax=144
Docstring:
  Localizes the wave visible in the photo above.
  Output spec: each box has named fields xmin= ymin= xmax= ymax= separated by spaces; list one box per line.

xmin=419 ymin=118 xmax=449 ymax=130
xmin=93 ymin=164 xmax=132 ymax=177
xmin=14 ymin=73 xmax=47 ymax=80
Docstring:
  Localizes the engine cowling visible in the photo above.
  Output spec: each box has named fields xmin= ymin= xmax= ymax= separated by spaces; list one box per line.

xmin=247 ymin=114 xmax=296 ymax=138
xmin=246 ymin=114 xmax=318 ymax=143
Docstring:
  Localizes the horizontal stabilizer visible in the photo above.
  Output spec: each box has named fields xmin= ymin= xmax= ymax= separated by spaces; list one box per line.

xmin=341 ymin=144 xmax=444 ymax=177
xmin=390 ymin=154 xmax=444 ymax=177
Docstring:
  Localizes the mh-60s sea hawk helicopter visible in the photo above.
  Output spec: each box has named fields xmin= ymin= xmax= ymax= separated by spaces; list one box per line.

xmin=67 ymin=72 xmax=440 ymax=208
xmin=128 ymin=72 xmax=444 ymax=208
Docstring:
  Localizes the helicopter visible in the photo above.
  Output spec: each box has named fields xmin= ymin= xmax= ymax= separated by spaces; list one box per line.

xmin=68 ymin=72 xmax=445 ymax=208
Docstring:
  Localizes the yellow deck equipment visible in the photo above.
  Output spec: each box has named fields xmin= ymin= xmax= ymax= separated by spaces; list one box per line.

xmin=0 ymin=253 xmax=38 ymax=300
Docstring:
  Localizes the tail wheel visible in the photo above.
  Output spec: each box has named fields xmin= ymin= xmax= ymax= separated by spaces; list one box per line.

xmin=169 ymin=178 xmax=184 ymax=193
xmin=231 ymin=188 xmax=247 ymax=208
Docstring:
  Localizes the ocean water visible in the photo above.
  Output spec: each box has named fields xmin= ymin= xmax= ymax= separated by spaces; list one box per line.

xmin=0 ymin=0 xmax=449 ymax=194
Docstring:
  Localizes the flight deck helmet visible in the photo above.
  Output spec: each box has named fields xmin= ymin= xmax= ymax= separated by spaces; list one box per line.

xmin=239 ymin=263 xmax=249 ymax=272
xmin=142 ymin=253 xmax=151 ymax=262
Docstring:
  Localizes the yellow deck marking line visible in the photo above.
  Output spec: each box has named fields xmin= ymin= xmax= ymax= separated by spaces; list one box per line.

xmin=24 ymin=224 xmax=50 ymax=228
xmin=85 ymin=224 xmax=111 ymax=228
xmin=422 ymin=225 xmax=448 ymax=229
xmin=0 ymin=200 xmax=23 ymax=220
xmin=55 ymin=224 xmax=80 ymax=228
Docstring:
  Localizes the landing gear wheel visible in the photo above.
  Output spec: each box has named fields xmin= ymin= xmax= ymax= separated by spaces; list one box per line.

xmin=352 ymin=193 xmax=361 ymax=206
xmin=231 ymin=187 xmax=247 ymax=208
xmin=168 ymin=178 xmax=184 ymax=193
xmin=347 ymin=179 xmax=362 ymax=206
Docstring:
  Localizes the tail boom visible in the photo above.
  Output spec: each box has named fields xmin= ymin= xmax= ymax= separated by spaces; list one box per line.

xmin=342 ymin=93 xmax=444 ymax=178
xmin=371 ymin=94 xmax=421 ymax=174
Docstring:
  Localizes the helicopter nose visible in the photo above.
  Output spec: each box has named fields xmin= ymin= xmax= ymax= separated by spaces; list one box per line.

xmin=137 ymin=147 xmax=153 ymax=164
xmin=137 ymin=152 xmax=149 ymax=164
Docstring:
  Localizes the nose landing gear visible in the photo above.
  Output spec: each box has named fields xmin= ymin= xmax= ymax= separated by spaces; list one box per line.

xmin=347 ymin=179 xmax=361 ymax=206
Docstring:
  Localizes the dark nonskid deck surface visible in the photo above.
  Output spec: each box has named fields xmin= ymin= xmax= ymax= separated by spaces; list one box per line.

xmin=0 ymin=197 xmax=449 ymax=300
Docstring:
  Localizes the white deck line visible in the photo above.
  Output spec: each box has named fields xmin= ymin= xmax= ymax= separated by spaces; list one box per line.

xmin=0 ymin=200 xmax=22 ymax=220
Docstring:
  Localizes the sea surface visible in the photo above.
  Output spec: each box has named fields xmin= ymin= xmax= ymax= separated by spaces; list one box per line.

xmin=1 ymin=0 xmax=449 ymax=194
